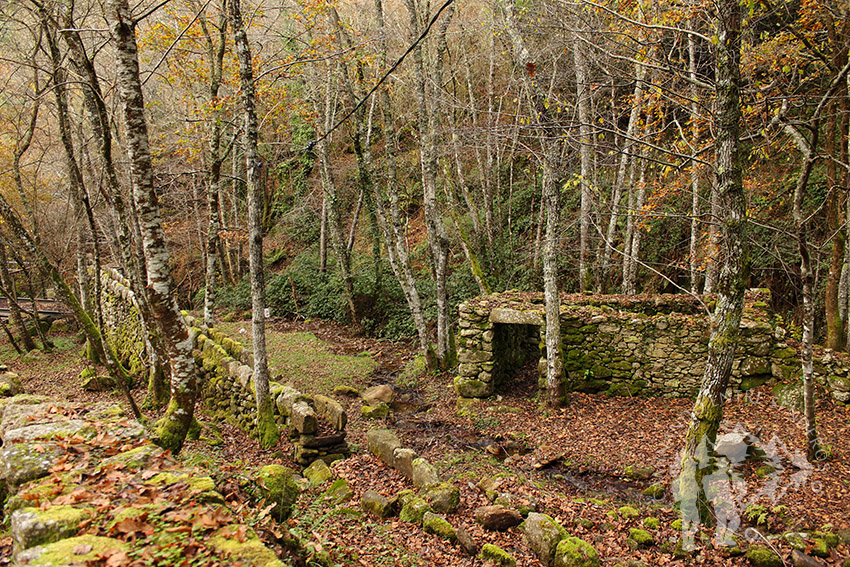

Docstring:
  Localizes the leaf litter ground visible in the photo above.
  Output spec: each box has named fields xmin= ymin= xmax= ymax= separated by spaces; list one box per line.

xmin=2 ymin=319 xmax=849 ymax=566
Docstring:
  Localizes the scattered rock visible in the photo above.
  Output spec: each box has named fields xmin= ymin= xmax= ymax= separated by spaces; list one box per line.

xmin=322 ymin=478 xmax=354 ymax=506
xmin=553 ymin=536 xmax=600 ymax=567
xmin=643 ymin=483 xmax=665 ymax=499
xmin=333 ymin=385 xmax=359 ymax=397
xmin=361 ymin=490 xmax=394 ymax=519
xmin=303 ymin=459 xmax=333 ymax=486
xmin=480 ymin=543 xmax=517 ymax=567
xmin=617 ymin=506 xmax=640 ymax=520
xmin=421 ymin=482 xmax=460 ymax=514
xmin=522 ymin=512 xmax=568 ymax=566
xmin=623 ymin=465 xmax=655 ymax=480
xmin=422 ymin=512 xmax=456 ymax=541
xmin=366 ymin=429 xmax=401 ymax=468
xmin=411 ymin=458 xmax=439 ymax=489
xmin=257 ymin=464 xmax=299 ymax=521
xmin=715 ymin=429 xmax=764 ymax=463
xmin=361 ymin=403 xmax=390 ymax=420
xmin=11 ymin=505 xmax=92 ymax=551
xmin=475 ymin=505 xmax=522 ymax=531
xmin=791 ymin=550 xmax=824 ymax=567
xmin=399 ymin=497 xmax=432 ymax=525
xmin=0 ymin=372 xmax=23 ymax=397
xmin=392 ymin=447 xmax=416 ymax=480
xmin=455 ymin=527 xmax=478 ymax=556
xmin=746 ymin=546 xmax=782 ymax=567
xmin=628 ymin=528 xmax=653 ymax=547
xmin=362 ymin=384 xmax=394 ymax=405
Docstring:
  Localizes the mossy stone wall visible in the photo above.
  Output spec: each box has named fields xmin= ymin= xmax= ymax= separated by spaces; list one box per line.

xmin=455 ymin=290 xmax=850 ymax=403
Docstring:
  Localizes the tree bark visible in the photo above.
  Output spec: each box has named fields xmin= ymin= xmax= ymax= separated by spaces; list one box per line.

xmin=229 ymin=0 xmax=279 ymax=448
xmin=108 ymin=0 xmax=196 ymax=452
xmin=574 ymin=34 xmax=593 ymax=292
xmin=677 ymin=0 xmax=748 ymax=536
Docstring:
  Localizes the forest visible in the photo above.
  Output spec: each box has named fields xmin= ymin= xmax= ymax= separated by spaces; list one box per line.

xmin=0 ymin=0 xmax=849 ymax=565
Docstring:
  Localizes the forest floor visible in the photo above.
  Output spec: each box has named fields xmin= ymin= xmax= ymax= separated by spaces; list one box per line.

xmin=1 ymin=317 xmax=849 ymax=566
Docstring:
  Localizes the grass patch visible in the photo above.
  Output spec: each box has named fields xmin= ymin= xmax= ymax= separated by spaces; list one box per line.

xmin=214 ymin=323 xmax=378 ymax=395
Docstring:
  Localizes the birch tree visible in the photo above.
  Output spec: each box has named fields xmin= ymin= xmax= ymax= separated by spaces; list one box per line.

xmin=108 ymin=0 xmax=197 ymax=452
xmin=677 ymin=0 xmax=748 ymax=535
xmin=229 ymin=0 xmax=279 ymax=448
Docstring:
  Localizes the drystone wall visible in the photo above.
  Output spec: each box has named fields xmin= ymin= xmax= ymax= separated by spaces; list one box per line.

xmin=101 ymin=272 xmax=349 ymax=463
xmin=100 ymin=270 xmax=147 ymax=377
xmin=455 ymin=290 xmax=850 ymax=404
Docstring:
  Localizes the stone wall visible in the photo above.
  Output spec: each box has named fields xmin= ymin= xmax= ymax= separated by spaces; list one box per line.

xmin=101 ymin=272 xmax=349 ymax=462
xmin=455 ymin=290 xmax=850 ymax=403
xmin=100 ymin=270 xmax=146 ymax=377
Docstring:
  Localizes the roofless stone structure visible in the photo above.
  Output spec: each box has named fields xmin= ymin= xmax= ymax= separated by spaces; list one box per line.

xmin=455 ymin=290 xmax=850 ymax=403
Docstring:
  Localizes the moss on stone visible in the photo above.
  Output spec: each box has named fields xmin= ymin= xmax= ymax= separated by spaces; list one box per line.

xmin=399 ymin=497 xmax=433 ymax=525
xmin=208 ymin=525 xmax=285 ymax=567
xmin=553 ymin=536 xmax=600 ymax=567
xmin=745 ymin=546 xmax=782 ymax=567
xmin=15 ymin=534 xmax=126 ymax=566
xmin=617 ymin=506 xmax=640 ymax=520
xmin=480 ymin=543 xmax=517 ymax=567
xmin=323 ymin=478 xmax=354 ymax=506
xmin=642 ymin=517 xmax=660 ymax=529
xmin=628 ymin=528 xmax=653 ymax=546
xmin=422 ymin=512 xmax=456 ymax=541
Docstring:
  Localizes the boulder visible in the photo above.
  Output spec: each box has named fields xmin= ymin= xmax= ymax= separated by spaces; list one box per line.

xmin=421 ymin=482 xmax=460 ymax=515
xmin=15 ymin=535 xmax=127 ymax=566
xmin=366 ymin=429 xmax=401 ymax=467
xmin=480 ymin=543 xmax=517 ymax=567
xmin=257 ymin=465 xmax=299 ymax=521
xmin=422 ymin=512 xmax=456 ymax=541
xmin=399 ymin=497 xmax=432 ymax=525
xmin=392 ymin=447 xmax=416 ymax=480
xmin=361 ymin=403 xmax=390 ymax=420
xmin=522 ymin=512 xmax=568 ymax=566
xmin=628 ymin=528 xmax=653 ymax=547
xmin=623 ymin=465 xmax=655 ymax=480
xmin=455 ymin=527 xmax=478 ymax=556
xmin=361 ymin=490 xmax=394 ymax=519
xmin=746 ymin=546 xmax=782 ymax=567
xmin=11 ymin=505 xmax=91 ymax=551
xmin=303 ymin=459 xmax=333 ymax=487
xmin=553 ymin=536 xmax=600 ymax=567
xmin=412 ymin=458 xmax=440 ymax=489
xmin=362 ymin=385 xmax=394 ymax=405
xmin=0 ymin=372 xmax=23 ymax=397
xmin=322 ymin=478 xmax=354 ymax=506
xmin=791 ymin=550 xmax=824 ymax=567
xmin=475 ymin=505 xmax=522 ymax=531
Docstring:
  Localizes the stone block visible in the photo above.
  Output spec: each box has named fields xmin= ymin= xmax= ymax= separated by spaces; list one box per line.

xmin=454 ymin=376 xmax=493 ymax=398
xmin=291 ymin=401 xmax=317 ymax=435
xmin=367 ymin=429 xmax=401 ymax=467
xmin=392 ymin=447 xmax=417 ymax=480
xmin=313 ymin=394 xmax=347 ymax=430
xmin=412 ymin=457 xmax=439 ymax=489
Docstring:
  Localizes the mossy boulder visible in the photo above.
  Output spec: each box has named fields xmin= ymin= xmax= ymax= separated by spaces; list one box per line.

xmin=422 ymin=512 xmax=456 ymax=541
xmin=421 ymin=482 xmax=460 ymax=514
xmin=208 ymin=525 xmax=285 ymax=567
xmin=746 ymin=546 xmax=782 ymax=567
xmin=642 ymin=517 xmax=660 ymax=530
xmin=258 ymin=464 xmax=299 ymax=521
xmin=322 ymin=478 xmax=354 ymax=506
xmin=521 ymin=512 xmax=568 ymax=566
xmin=0 ymin=372 xmax=23 ymax=397
xmin=361 ymin=403 xmax=390 ymax=420
xmin=628 ymin=528 xmax=653 ymax=547
xmin=411 ymin=457 xmax=440 ymax=489
xmin=480 ymin=543 xmax=517 ymax=567
xmin=361 ymin=490 xmax=394 ymax=519
xmin=14 ymin=535 xmax=126 ymax=566
xmin=303 ymin=459 xmax=333 ymax=487
xmin=399 ymin=497 xmax=433 ymax=525
xmin=553 ymin=536 xmax=600 ymax=567
xmin=11 ymin=505 xmax=92 ymax=551
xmin=617 ymin=506 xmax=640 ymax=520
xmin=624 ymin=465 xmax=655 ymax=480
xmin=643 ymin=483 xmax=665 ymax=499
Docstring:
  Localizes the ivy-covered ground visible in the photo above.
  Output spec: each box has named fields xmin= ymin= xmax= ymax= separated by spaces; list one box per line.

xmin=2 ymin=318 xmax=849 ymax=566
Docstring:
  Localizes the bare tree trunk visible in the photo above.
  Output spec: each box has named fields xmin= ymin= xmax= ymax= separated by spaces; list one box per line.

xmin=372 ymin=0 xmax=433 ymax=366
xmin=688 ymin=26 xmax=702 ymax=294
xmin=677 ymin=0 xmax=748 ymax=537
xmin=405 ymin=0 xmax=453 ymax=368
xmin=229 ymin=0 xmax=279 ymax=448
xmin=504 ymin=0 xmax=564 ymax=406
xmin=574 ymin=34 xmax=593 ymax=292
xmin=108 ymin=0 xmax=196 ymax=451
